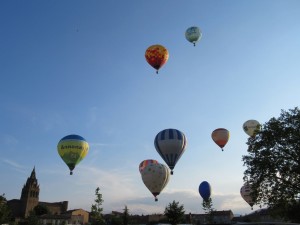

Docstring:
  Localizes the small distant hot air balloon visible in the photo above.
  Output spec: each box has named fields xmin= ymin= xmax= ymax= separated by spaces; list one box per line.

xmin=185 ymin=26 xmax=202 ymax=46
xmin=240 ymin=182 xmax=255 ymax=209
xmin=154 ymin=128 xmax=187 ymax=175
xmin=199 ymin=181 xmax=211 ymax=202
xmin=139 ymin=160 xmax=170 ymax=201
xmin=57 ymin=134 xmax=89 ymax=175
xmin=243 ymin=120 xmax=261 ymax=137
xmin=145 ymin=44 xmax=169 ymax=74
xmin=211 ymin=128 xmax=229 ymax=151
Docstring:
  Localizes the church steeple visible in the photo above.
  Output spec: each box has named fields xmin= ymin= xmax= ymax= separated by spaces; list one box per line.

xmin=30 ymin=166 xmax=36 ymax=179
xmin=20 ymin=167 xmax=40 ymax=217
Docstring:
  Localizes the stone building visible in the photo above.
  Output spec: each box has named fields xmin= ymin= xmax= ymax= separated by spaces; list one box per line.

xmin=39 ymin=209 xmax=89 ymax=225
xmin=190 ymin=210 xmax=234 ymax=224
xmin=7 ymin=167 xmax=68 ymax=221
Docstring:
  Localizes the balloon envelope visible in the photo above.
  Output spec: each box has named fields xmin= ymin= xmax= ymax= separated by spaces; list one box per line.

xmin=199 ymin=181 xmax=211 ymax=201
xmin=139 ymin=159 xmax=158 ymax=173
xmin=145 ymin=45 xmax=169 ymax=73
xmin=240 ymin=183 xmax=255 ymax=208
xmin=139 ymin=161 xmax=170 ymax=201
xmin=211 ymin=128 xmax=229 ymax=151
xmin=57 ymin=134 xmax=89 ymax=175
xmin=243 ymin=120 xmax=261 ymax=137
xmin=154 ymin=128 xmax=187 ymax=174
xmin=185 ymin=26 xmax=202 ymax=46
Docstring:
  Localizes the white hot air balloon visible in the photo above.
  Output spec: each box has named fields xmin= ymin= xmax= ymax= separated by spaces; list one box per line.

xmin=185 ymin=26 xmax=202 ymax=46
xmin=240 ymin=182 xmax=255 ymax=209
xmin=243 ymin=120 xmax=261 ymax=137
xmin=139 ymin=160 xmax=170 ymax=201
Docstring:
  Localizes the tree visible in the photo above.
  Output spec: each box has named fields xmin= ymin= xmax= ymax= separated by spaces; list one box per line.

xmin=0 ymin=194 xmax=12 ymax=224
xmin=242 ymin=107 xmax=300 ymax=222
xmin=109 ymin=215 xmax=122 ymax=225
xmin=26 ymin=210 xmax=39 ymax=225
xmin=90 ymin=187 xmax=105 ymax=225
xmin=164 ymin=200 xmax=185 ymax=225
xmin=122 ymin=205 xmax=129 ymax=225
xmin=202 ymin=197 xmax=215 ymax=224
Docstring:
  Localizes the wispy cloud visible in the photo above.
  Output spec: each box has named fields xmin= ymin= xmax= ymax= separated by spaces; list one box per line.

xmin=2 ymin=158 xmax=28 ymax=174
xmin=43 ymin=164 xmax=254 ymax=215
xmin=37 ymin=165 xmax=255 ymax=215
xmin=5 ymin=104 xmax=67 ymax=132
xmin=2 ymin=135 xmax=19 ymax=146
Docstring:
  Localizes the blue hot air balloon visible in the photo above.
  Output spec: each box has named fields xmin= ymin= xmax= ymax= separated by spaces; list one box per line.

xmin=154 ymin=128 xmax=187 ymax=175
xmin=199 ymin=181 xmax=211 ymax=201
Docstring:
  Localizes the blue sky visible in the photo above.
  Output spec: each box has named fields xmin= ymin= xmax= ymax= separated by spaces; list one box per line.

xmin=1 ymin=0 xmax=300 ymax=216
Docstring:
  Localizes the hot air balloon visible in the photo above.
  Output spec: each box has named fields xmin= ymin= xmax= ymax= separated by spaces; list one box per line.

xmin=240 ymin=182 xmax=255 ymax=209
xmin=57 ymin=134 xmax=89 ymax=175
xmin=154 ymin=128 xmax=187 ymax=175
xmin=139 ymin=159 xmax=158 ymax=173
xmin=243 ymin=120 xmax=261 ymax=137
xmin=199 ymin=181 xmax=211 ymax=201
xmin=145 ymin=44 xmax=169 ymax=74
xmin=139 ymin=160 xmax=170 ymax=201
xmin=211 ymin=128 xmax=229 ymax=151
xmin=185 ymin=26 xmax=202 ymax=46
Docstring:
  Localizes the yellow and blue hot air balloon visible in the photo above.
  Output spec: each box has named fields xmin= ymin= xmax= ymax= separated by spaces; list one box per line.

xmin=154 ymin=128 xmax=187 ymax=175
xmin=185 ymin=26 xmax=202 ymax=46
xmin=57 ymin=134 xmax=89 ymax=175
xmin=145 ymin=44 xmax=169 ymax=74
xmin=139 ymin=160 xmax=170 ymax=201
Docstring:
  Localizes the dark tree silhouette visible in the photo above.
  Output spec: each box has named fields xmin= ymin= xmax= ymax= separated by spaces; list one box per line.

xmin=164 ymin=200 xmax=185 ymax=225
xmin=243 ymin=107 xmax=300 ymax=222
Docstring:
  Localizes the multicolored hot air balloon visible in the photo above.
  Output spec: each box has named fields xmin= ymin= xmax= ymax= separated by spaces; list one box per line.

xmin=240 ymin=182 xmax=255 ymax=209
xmin=139 ymin=159 xmax=158 ymax=173
xmin=57 ymin=134 xmax=89 ymax=175
xmin=185 ymin=26 xmax=202 ymax=46
xmin=145 ymin=44 xmax=169 ymax=74
xmin=211 ymin=128 xmax=229 ymax=151
xmin=154 ymin=128 xmax=187 ymax=175
xmin=243 ymin=120 xmax=261 ymax=137
xmin=199 ymin=181 xmax=212 ymax=202
xmin=139 ymin=160 xmax=170 ymax=201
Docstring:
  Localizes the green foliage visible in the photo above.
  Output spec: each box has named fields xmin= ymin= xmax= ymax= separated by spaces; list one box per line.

xmin=26 ymin=210 xmax=39 ymax=225
xmin=34 ymin=204 xmax=49 ymax=216
xmin=242 ymin=107 xmax=300 ymax=222
xmin=0 ymin=194 xmax=12 ymax=224
xmin=202 ymin=197 xmax=215 ymax=224
xmin=91 ymin=187 xmax=105 ymax=225
xmin=122 ymin=205 xmax=129 ymax=225
xmin=109 ymin=215 xmax=122 ymax=225
xmin=164 ymin=200 xmax=185 ymax=225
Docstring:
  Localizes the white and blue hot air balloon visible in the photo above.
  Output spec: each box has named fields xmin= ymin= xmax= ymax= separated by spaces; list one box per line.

xmin=185 ymin=26 xmax=202 ymax=46
xmin=154 ymin=128 xmax=187 ymax=175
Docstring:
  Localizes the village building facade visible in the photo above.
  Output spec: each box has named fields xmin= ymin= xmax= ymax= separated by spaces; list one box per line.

xmin=7 ymin=167 xmax=89 ymax=225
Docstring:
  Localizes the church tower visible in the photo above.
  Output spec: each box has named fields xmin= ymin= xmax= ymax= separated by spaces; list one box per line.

xmin=20 ymin=167 xmax=40 ymax=217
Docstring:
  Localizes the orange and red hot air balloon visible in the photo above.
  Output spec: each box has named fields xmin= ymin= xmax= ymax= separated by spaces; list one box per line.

xmin=211 ymin=128 xmax=229 ymax=151
xmin=145 ymin=44 xmax=169 ymax=74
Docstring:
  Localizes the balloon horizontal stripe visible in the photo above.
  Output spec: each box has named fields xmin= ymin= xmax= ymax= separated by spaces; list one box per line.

xmin=60 ymin=135 xmax=86 ymax=141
